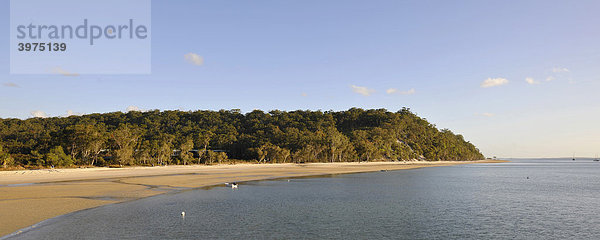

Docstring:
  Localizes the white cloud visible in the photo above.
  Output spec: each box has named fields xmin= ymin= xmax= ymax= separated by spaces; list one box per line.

xmin=546 ymin=76 xmax=555 ymax=81
xmin=481 ymin=78 xmax=508 ymax=88
xmin=386 ymin=88 xmax=415 ymax=95
xmin=184 ymin=53 xmax=204 ymax=66
xmin=65 ymin=110 xmax=83 ymax=117
xmin=126 ymin=106 xmax=143 ymax=112
xmin=52 ymin=67 xmax=79 ymax=76
xmin=386 ymin=88 xmax=398 ymax=94
xmin=525 ymin=77 xmax=540 ymax=85
xmin=552 ymin=67 xmax=569 ymax=73
xmin=31 ymin=110 xmax=48 ymax=118
xmin=350 ymin=85 xmax=375 ymax=96
xmin=301 ymin=92 xmax=308 ymax=97
xmin=2 ymin=82 xmax=19 ymax=88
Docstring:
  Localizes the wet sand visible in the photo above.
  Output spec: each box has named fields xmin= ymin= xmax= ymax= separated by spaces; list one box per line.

xmin=0 ymin=160 xmax=505 ymax=236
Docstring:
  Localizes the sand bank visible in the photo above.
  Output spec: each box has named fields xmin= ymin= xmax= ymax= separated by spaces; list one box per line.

xmin=0 ymin=160 xmax=505 ymax=236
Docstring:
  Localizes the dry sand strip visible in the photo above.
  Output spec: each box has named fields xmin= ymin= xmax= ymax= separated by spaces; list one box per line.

xmin=0 ymin=160 xmax=506 ymax=236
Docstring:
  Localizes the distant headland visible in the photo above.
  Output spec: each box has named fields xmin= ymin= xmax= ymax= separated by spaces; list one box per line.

xmin=0 ymin=108 xmax=484 ymax=169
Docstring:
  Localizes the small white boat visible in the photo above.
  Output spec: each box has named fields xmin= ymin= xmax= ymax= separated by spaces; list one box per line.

xmin=231 ymin=182 xmax=238 ymax=189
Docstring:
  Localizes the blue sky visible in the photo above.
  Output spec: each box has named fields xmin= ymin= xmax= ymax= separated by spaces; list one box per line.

xmin=1 ymin=0 xmax=600 ymax=158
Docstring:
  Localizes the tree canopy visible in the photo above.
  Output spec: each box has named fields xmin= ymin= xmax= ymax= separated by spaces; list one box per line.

xmin=0 ymin=108 xmax=484 ymax=168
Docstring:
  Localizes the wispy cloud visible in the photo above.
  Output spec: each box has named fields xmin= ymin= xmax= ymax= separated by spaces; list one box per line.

xmin=2 ymin=82 xmax=19 ymax=88
xmin=386 ymin=88 xmax=415 ymax=95
xmin=30 ymin=110 xmax=48 ymax=118
xmin=475 ymin=112 xmax=495 ymax=117
xmin=481 ymin=78 xmax=508 ymax=88
xmin=525 ymin=77 xmax=540 ymax=85
xmin=552 ymin=67 xmax=569 ymax=73
xmin=126 ymin=106 xmax=143 ymax=112
xmin=65 ymin=110 xmax=83 ymax=117
xmin=301 ymin=93 xmax=308 ymax=97
xmin=350 ymin=85 xmax=375 ymax=96
xmin=52 ymin=67 xmax=79 ymax=76
xmin=546 ymin=76 xmax=555 ymax=81
xmin=184 ymin=53 xmax=204 ymax=66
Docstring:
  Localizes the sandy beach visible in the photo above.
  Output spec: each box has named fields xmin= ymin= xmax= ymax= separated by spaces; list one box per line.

xmin=0 ymin=160 xmax=505 ymax=236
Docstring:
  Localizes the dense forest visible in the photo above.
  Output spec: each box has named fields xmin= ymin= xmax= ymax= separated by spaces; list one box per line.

xmin=0 ymin=108 xmax=484 ymax=168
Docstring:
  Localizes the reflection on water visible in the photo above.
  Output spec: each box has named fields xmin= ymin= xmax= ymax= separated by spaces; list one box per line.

xmin=1 ymin=183 xmax=36 ymax=187
xmin=7 ymin=159 xmax=600 ymax=239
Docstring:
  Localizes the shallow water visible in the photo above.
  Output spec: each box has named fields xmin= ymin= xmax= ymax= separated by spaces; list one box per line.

xmin=7 ymin=159 xmax=600 ymax=239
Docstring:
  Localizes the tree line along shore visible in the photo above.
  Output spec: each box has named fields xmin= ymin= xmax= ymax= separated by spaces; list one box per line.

xmin=0 ymin=108 xmax=484 ymax=169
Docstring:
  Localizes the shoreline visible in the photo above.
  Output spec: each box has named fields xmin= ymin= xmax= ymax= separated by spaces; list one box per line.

xmin=0 ymin=160 xmax=506 ymax=236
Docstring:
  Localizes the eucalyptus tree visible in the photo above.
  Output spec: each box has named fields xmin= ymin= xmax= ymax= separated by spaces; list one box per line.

xmin=0 ymin=143 xmax=14 ymax=168
xmin=110 ymin=124 xmax=142 ymax=166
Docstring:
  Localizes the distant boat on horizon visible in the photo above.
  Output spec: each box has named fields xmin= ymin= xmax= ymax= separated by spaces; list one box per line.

xmin=572 ymin=153 xmax=575 ymax=161
xmin=594 ymin=154 xmax=599 ymax=162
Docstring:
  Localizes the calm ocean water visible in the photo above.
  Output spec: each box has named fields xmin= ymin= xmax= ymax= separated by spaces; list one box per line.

xmin=7 ymin=159 xmax=600 ymax=239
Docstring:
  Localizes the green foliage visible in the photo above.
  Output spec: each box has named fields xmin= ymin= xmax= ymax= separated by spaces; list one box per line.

xmin=110 ymin=124 xmax=141 ymax=166
xmin=45 ymin=146 xmax=73 ymax=167
xmin=215 ymin=151 xmax=228 ymax=164
xmin=0 ymin=143 xmax=15 ymax=168
xmin=203 ymin=150 xmax=228 ymax=164
xmin=64 ymin=121 xmax=107 ymax=166
xmin=254 ymin=143 xmax=291 ymax=163
xmin=30 ymin=150 xmax=44 ymax=166
xmin=178 ymin=137 xmax=194 ymax=165
xmin=0 ymin=108 xmax=484 ymax=167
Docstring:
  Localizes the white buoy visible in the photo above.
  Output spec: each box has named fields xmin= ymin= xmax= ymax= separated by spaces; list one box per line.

xmin=181 ymin=211 xmax=185 ymax=217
